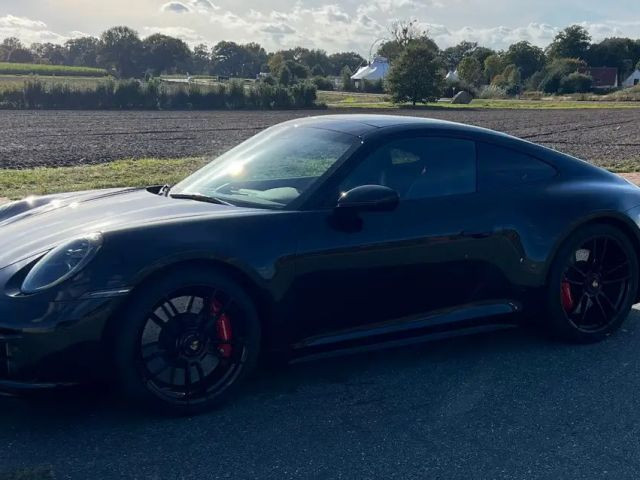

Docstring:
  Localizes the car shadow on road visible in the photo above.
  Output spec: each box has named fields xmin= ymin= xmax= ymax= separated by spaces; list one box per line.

xmin=3 ymin=310 xmax=637 ymax=432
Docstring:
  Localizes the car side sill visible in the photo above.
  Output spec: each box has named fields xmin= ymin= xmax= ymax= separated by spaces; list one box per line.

xmin=293 ymin=300 xmax=522 ymax=351
xmin=290 ymin=324 xmax=518 ymax=364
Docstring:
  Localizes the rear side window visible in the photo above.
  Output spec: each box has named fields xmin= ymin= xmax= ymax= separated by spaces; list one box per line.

xmin=478 ymin=142 xmax=556 ymax=191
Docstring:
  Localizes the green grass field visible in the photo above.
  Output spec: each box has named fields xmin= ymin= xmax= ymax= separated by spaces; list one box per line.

xmin=317 ymin=91 xmax=640 ymax=109
xmin=0 ymin=158 xmax=208 ymax=200
xmin=0 ymin=62 xmax=108 ymax=77
xmin=0 ymin=75 xmax=114 ymax=91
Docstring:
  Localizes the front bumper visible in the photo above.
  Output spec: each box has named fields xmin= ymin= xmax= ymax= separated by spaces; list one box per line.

xmin=0 ymin=294 xmax=124 ymax=390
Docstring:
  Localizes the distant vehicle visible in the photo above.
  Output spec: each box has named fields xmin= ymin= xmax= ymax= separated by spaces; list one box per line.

xmin=2 ymin=115 xmax=640 ymax=414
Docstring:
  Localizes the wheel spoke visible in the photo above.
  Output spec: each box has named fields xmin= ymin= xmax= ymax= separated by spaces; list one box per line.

xmin=569 ymin=264 xmax=587 ymax=278
xmin=602 ymin=274 xmax=631 ymax=285
xmin=598 ymin=291 xmax=617 ymax=311
xmin=598 ymin=237 xmax=609 ymax=267
xmin=604 ymin=262 xmax=629 ymax=278
xmin=594 ymin=296 xmax=609 ymax=323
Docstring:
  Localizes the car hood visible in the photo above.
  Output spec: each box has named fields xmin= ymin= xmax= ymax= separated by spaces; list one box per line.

xmin=0 ymin=188 xmax=250 ymax=269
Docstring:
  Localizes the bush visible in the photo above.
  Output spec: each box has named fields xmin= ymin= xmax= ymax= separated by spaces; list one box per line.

xmin=0 ymin=78 xmax=318 ymax=110
xmin=558 ymin=72 xmax=593 ymax=94
xmin=478 ymin=85 xmax=508 ymax=99
xmin=539 ymin=71 xmax=564 ymax=94
xmin=312 ymin=76 xmax=334 ymax=91
xmin=361 ymin=78 xmax=385 ymax=93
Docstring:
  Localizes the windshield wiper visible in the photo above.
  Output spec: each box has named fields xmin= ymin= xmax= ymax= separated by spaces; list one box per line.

xmin=169 ymin=193 xmax=234 ymax=206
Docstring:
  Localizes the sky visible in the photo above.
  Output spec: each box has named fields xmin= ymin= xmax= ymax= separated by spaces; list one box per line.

xmin=1 ymin=0 xmax=640 ymax=55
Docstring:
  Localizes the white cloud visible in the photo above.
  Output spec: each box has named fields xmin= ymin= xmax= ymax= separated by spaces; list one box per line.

xmin=160 ymin=2 xmax=192 ymax=14
xmin=0 ymin=14 xmax=67 ymax=44
xmin=142 ymin=26 xmax=208 ymax=45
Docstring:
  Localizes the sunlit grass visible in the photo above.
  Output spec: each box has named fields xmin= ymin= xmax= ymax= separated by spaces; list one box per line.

xmin=0 ymin=157 xmax=208 ymax=200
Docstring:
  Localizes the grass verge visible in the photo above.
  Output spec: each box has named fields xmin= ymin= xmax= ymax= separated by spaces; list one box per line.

xmin=318 ymin=91 xmax=640 ymax=110
xmin=0 ymin=157 xmax=208 ymax=200
xmin=0 ymin=156 xmax=639 ymax=202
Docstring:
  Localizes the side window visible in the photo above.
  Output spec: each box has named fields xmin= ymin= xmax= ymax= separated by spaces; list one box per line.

xmin=340 ymin=137 xmax=476 ymax=200
xmin=478 ymin=142 xmax=556 ymax=191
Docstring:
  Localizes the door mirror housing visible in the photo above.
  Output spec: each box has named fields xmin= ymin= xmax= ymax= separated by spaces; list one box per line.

xmin=336 ymin=185 xmax=399 ymax=213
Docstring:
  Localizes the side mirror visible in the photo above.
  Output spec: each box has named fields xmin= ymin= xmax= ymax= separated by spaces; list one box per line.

xmin=336 ymin=185 xmax=399 ymax=213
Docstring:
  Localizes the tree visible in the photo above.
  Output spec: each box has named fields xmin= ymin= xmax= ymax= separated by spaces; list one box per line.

xmin=504 ymin=41 xmax=545 ymax=79
xmin=278 ymin=64 xmax=292 ymax=86
xmin=212 ymin=41 xmax=267 ymax=77
xmin=442 ymin=41 xmax=478 ymax=70
xmin=484 ymin=54 xmax=505 ymax=82
xmin=98 ymin=26 xmax=144 ymax=77
xmin=470 ymin=47 xmax=496 ymax=66
xmin=559 ymin=72 xmax=592 ymax=93
xmin=457 ymin=56 xmax=483 ymax=86
xmin=547 ymin=25 xmax=591 ymax=60
xmin=30 ymin=42 xmax=66 ymax=65
xmin=142 ymin=34 xmax=191 ymax=75
xmin=65 ymin=37 xmax=100 ymax=67
xmin=341 ymin=65 xmax=353 ymax=91
xmin=587 ymin=38 xmax=640 ymax=78
xmin=0 ymin=37 xmax=33 ymax=63
xmin=191 ymin=44 xmax=211 ymax=74
xmin=328 ymin=52 xmax=365 ymax=75
xmin=386 ymin=43 xmax=444 ymax=105
xmin=378 ymin=19 xmax=439 ymax=62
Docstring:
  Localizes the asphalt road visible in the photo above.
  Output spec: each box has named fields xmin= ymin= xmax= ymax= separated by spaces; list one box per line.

xmin=2 ymin=308 xmax=640 ymax=479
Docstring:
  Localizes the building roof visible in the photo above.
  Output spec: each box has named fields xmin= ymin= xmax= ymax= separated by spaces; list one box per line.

xmin=585 ymin=67 xmax=618 ymax=87
xmin=351 ymin=57 xmax=389 ymax=81
xmin=622 ymin=69 xmax=640 ymax=87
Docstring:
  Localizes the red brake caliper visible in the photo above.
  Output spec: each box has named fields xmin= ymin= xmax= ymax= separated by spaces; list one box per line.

xmin=211 ymin=299 xmax=233 ymax=358
xmin=561 ymin=280 xmax=575 ymax=312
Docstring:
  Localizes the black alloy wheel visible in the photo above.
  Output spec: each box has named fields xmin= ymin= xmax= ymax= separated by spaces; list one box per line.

xmin=114 ymin=267 xmax=260 ymax=414
xmin=547 ymin=224 xmax=638 ymax=342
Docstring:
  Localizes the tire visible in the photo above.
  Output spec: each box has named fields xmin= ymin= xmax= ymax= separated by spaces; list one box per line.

xmin=112 ymin=266 xmax=261 ymax=415
xmin=546 ymin=224 xmax=638 ymax=343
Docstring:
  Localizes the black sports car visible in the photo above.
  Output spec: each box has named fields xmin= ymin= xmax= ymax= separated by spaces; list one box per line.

xmin=2 ymin=114 xmax=640 ymax=414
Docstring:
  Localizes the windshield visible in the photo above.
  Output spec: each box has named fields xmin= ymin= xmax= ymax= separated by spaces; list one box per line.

xmin=172 ymin=125 xmax=358 ymax=208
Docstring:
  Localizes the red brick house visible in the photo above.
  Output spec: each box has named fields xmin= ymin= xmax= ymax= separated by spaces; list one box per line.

xmin=581 ymin=67 xmax=618 ymax=89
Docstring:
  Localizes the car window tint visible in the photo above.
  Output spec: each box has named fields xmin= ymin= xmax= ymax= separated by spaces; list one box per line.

xmin=478 ymin=142 xmax=556 ymax=191
xmin=340 ymin=137 xmax=476 ymax=200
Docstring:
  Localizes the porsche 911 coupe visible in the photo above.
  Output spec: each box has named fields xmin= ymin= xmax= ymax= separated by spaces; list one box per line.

xmin=1 ymin=114 xmax=640 ymax=414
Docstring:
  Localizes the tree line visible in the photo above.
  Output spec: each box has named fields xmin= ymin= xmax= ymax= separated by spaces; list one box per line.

xmin=0 ymin=27 xmax=365 ymax=80
xmin=378 ymin=21 xmax=640 ymax=104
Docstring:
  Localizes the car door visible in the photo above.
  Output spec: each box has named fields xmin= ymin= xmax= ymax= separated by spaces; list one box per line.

xmin=290 ymin=134 xmax=509 ymax=341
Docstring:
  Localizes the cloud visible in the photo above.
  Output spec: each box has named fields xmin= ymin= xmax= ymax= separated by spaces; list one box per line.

xmin=260 ymin=23 xmax=296 ymax=35
xmin=0 ymin=15 xmax=47 ymax=29
xmin=0 ymin=14 xmax=67 ymax=44
xmin=160 ymin=2 xmax=192 ymax=14
xmin=142 ymin=26 xmax=208 ymax=45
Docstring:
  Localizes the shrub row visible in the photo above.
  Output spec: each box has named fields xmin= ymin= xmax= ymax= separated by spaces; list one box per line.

xmin=0 ymin=62 xmax=109 ymax=77
xmin=0 ymin=78 xmax=319 ymax=110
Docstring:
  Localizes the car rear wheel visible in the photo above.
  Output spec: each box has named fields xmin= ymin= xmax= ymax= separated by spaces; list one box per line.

xmin=546 ymin=224 xmax=638 ymax=343
xmin=113 ymin=266 xmax=260 ymax=415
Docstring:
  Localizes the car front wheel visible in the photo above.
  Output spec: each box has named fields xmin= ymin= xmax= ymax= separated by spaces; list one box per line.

xmin=113 ymin=266 xmax=261 ymax=415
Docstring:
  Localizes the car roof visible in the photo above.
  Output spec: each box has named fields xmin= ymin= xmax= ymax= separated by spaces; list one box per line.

xmin=286 ymin=114 xmax=512 ymax=140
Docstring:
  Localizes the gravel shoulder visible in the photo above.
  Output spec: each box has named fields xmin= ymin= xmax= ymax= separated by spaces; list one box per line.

xmin=1 ymin=108 xmax=639 ymax=170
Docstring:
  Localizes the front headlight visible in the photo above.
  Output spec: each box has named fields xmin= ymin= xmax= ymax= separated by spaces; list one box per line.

xmin=21 ymin=232 xmax=103 ymax=294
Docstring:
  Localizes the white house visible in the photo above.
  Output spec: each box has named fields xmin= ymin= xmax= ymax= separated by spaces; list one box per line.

xmin=622 ymin=69 xmax=640 ymax=88
xmin=351 ymin=57 xmax=389 ymax=84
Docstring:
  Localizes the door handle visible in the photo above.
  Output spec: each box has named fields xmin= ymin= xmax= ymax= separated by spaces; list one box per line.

xmin=461 ymin=230 xmax=492 ymax=239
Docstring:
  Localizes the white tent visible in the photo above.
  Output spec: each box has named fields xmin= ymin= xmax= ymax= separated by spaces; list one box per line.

xmin=622 ymin=69 xmax=640 ymax=88
xmin=351 ymin=57 xmax=389 ymax=81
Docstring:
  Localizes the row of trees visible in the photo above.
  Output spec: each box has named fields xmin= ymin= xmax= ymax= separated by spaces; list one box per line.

xmin=450 ymin=25 xmax=640 ymax=94
xmin=379 ymin=21 xmax=640 ymax=103
xmin=0 ymin=27 xmax=365 ymax=80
